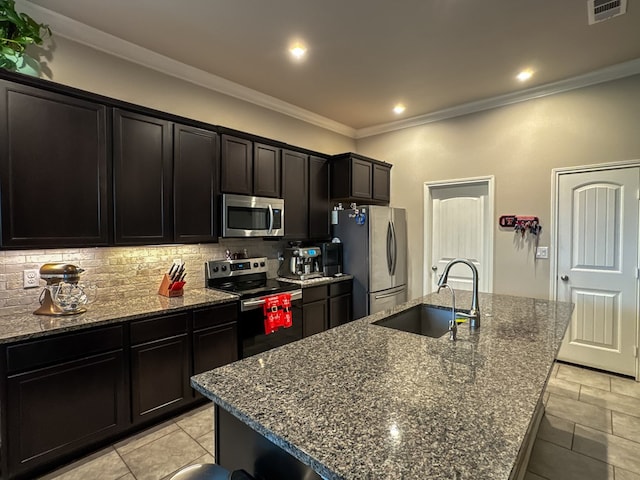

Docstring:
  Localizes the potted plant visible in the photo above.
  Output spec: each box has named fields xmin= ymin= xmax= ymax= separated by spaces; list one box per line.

xmin=0 ymin=0 xmax=51 ymax=73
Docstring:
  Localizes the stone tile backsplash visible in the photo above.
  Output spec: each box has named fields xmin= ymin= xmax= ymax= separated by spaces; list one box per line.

xmin=0 ymin=240 xmax=285 ymax=315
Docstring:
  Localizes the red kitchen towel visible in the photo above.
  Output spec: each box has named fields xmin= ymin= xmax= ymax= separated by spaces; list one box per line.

xmin=279 ymin=293 xmax=292 ymax=328
xmin=263 ymin=295 xmax=281 ymax=335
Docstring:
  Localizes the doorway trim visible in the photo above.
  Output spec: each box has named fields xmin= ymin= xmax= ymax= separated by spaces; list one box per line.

xmin=423 ymin=175 xmax=495 ymax=296
xmin=550 ymin=159 xmax=640 ymax=380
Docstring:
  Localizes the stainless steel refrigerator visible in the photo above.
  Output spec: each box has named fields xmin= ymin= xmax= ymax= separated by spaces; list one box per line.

xmin=334 ymin=206 xmax=407 ymax=319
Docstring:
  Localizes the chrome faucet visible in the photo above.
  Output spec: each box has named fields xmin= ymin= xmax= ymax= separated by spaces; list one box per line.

xmin=437 ymin=258 xmax=481 ymax=329
xmin=437 ymin=283 xmax=457 ymax=341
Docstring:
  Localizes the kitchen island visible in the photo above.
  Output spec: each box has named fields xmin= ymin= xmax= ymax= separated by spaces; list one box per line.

xmin=192 ymin=291 xmax=573 ymax=480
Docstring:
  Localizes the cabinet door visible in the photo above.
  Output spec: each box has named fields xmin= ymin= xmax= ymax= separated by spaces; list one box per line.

xmin=351 ymin=158 xmax=373 ymax=200
xmin=6 ymin=350 xmax=127 ymax=476
xmin=0 ymin=81 xmax=109 ymax=248
xmin=308 ymin=155 xmax=330 ymax=240
xmin=282 ymin=149 xmax=309 ymax=239
xmin=193 ymin=322 xmax=238 ymax=375
xmin=372 ymin=163 xmax=391 ymax=203
xmin=113 ymin=109 xmax=172 ymax=245
xmin=131 ymin=334 xmax=190 ymax=423
xmin=221 ymin=135 xmax=253 ymax=195
xmin=303 ymin=299 xmax=328 ymax=337
xmin=253 ymin=143 xmax=281 ymax=198
xmin=174 ymin=124 xmax=219 ymax=243
xmin=329 ymin=293 xmax=352 ymax=328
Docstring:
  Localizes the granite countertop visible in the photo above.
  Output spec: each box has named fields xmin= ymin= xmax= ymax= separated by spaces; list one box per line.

xmin=0 ymin=288 xmax=238 ymax=344
xmin=192 ymin=291 xmax=573 ymax=480
xmin=276 ymin=274 xmax=353 ymax=287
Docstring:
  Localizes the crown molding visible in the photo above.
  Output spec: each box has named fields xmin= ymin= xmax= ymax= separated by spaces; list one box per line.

xmin=355 ymin=58 xmax=640 ymax=139
xmin=17 ymin=0 xmax=356 ymax=138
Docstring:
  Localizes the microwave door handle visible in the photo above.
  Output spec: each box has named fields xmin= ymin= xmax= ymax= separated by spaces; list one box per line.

xmin=268 ymin=204 xmax=274 ymax=234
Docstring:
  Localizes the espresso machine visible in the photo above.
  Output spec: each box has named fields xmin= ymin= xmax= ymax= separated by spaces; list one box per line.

xmin=280 ymin=246 xmax=323 ymax=281
xmin=34 ymin=263 xmax=89 ymax=316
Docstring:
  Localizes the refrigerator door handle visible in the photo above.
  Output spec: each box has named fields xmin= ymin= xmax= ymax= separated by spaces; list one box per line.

xmin=374 ymin=286 xmax=406 ymax=300
xmin=390 ymin=220 xmax=397 ymax=276
xmin=386 ymin=222 xmax=393 ymax=275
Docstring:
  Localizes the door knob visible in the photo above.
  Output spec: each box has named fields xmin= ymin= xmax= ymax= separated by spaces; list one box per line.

xmin=560 ymin=275 xmax=569 ymax=281
xmin=431 ymin=266 xmax=438 ymax=271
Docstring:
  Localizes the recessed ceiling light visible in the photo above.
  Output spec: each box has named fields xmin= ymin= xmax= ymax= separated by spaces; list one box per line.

xmin=393 ymin=103 xmax=406 ymax=114
xmin=289 ymin=43 xmax=307 ymax=60
xmin=516 ymin=69 xmax=534 ymax=82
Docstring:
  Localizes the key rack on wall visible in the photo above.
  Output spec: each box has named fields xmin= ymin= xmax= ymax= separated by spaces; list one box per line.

xmin=499 ymin=215 xmax=542 ymax=236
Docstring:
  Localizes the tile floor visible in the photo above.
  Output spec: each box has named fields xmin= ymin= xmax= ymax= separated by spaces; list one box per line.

xmin=38 ymin=362 xmax=640 ymax=480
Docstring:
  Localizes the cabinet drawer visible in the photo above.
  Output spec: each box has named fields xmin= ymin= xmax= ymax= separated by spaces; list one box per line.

xmin=6 ymin=325 xmax=123 ymax=374
xmin=130 ymin=312 xmax=189 ymax=345
xmin=193 ymin=303 xmax=238 ymax=331
xmin=329 ymin=280 xmax=352 ymax=297
xmin=303 ymin=285 xmax=327 ymax=304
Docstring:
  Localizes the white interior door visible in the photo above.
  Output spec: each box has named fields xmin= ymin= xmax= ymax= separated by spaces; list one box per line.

xmin=425 ymin=178 xmax=493 ymax=294
xmin=556 ymin=167 xmax=639 ymax=377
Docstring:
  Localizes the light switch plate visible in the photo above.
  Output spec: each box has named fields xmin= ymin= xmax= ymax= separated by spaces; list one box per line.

xmin=535 ymin=247 xmax=549 ymax=259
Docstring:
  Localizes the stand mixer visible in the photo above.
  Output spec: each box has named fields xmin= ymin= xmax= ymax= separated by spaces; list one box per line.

xmin=34 ymin=263 xmax=89 ymax=316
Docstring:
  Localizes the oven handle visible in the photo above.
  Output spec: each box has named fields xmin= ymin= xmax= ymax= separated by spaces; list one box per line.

xmin=241 ymin=289 xmax=303 ymax=312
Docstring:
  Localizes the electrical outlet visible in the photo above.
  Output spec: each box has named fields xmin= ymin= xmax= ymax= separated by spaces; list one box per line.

xmin=535 ymin=247 xmax=549 ymax=259
xmin=23 ymin=269 xmax=40 ymax=289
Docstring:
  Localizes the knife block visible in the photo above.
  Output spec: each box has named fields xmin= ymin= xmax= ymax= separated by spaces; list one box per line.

xmin=158 ymin=274 xmax=184 ymax=297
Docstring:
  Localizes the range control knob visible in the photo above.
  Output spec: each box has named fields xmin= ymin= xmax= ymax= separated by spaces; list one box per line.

xmin=212 ymin=266 xmax=219 ymax=273
xmin=253 ymin=262 xmax=258 ymax=268
xmin=221 ymin=265 xmax=227 ymax=272
xmin=260 ymin=261 xmax=266 ymax=267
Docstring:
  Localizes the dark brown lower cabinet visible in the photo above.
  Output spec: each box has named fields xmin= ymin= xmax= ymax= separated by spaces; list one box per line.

xmin=131 ymin=335 xmax=190 ymax=422
xmin=302 ymin=281 xmax=353 ymax=336
xmin=4 ymin=326 xmax=127 ymax=479
xmin=329 ymin=293 xmax=352 ymax=328
xmin=192 ymin=305 xmax=239 ymax=398
xmin=130 ymin=312 xmax=190 ymax=423
xmin=302 ymin=300 xmax=327 ymax=337
xmin=0 ymin=302 xmax=240 ymax=480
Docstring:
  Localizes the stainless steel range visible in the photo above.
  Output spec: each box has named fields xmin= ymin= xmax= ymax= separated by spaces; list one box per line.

xmin=205 ymin=257 xmax=302 ymax=358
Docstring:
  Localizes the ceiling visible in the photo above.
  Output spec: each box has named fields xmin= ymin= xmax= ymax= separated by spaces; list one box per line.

xmin=24 ymin=0 xmax=640 ymax=132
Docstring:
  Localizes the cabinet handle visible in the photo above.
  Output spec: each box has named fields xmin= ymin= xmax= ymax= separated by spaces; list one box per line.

xmin=560 ymin=275 xmax=569 ymax=281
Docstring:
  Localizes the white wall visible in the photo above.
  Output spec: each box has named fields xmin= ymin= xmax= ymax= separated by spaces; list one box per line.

xmin=357 ymin=74 xmax=640 ymax=300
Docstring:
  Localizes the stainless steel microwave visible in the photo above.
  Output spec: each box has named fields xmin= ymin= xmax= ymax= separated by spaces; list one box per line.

xmin=221 ymin=194 xmax=284 ymax=237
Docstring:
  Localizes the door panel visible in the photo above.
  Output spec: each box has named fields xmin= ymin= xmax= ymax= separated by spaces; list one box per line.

xmin=429 ymin=183 xmax=490 ymax=292
xmin=557 ymin=168 xmax=639 ymax=377
xmin=369 ymin=206 xmax=392 ymax=293
xmin=369 ymin=286 xmax=407 ymax=316
xmin=391 ymin=208 xmax=407 ymax=289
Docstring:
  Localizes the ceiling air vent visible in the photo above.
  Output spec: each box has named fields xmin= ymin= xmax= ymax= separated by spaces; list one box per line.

xmin=588 ymin=0 xmax=627 ymax=24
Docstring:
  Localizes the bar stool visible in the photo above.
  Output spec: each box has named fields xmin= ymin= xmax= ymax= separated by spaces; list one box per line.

xmin=169 ymin=463 xmax=254 ymax=480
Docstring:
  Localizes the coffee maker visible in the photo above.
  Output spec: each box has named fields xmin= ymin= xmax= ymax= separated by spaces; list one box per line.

xmin=280 ymin=246 xmax=323 ymax=280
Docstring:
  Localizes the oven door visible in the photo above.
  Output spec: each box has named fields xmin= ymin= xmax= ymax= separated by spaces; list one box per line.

xmin=239 ymin=291 xmax=303 ymax=358
xmin=222 ymin=194 xmax=284 ymax=237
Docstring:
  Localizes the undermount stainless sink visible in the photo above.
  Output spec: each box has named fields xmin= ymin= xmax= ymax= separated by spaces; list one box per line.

xmin=373 ymin=304 xmax=464 ymax=338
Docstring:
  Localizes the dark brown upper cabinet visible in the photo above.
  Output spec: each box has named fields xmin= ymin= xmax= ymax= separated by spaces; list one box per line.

xmin=330 ymin=153 xmax=392 ymax=205
xmin=113 ymin=109 xmax=172 ymax=245
xmin=173 ymin=124 xmax=219 ymax=243
xmin=282 ymin=149 xmax=309 ymax=239
xmin=372 ymin=162 xmax=391 ymax=203
xmin=0 ymin=80 xmax=110 ymax=248
xmin=253 ymin=143 xmax=281 ymax=198
xmin=220 ymin=134 xmax=253 ymax=195
xmin=308 ymin=155 xmax=330 ymax=240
